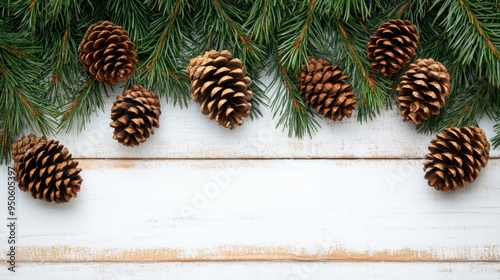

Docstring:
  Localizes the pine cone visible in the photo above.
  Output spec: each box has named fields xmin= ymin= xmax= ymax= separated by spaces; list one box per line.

xmin=423 ymin=126 xmax=490 ymax=192
xmin=396 ymin=59 xmax=451 ymax=124
xmin=16 ymin=140 xmax=82 ymax=203
xmin=79 ymin=21 xmax=137 ymax=86
xmin=11 ymin=134 xmax=46 ymax=181
xmin=367 ymin=19 xmax=419 ymax=77
xmin=298 ymin=57 xmax=356 ymax=121
xmin=110 ymin=85 xmax=161 ymax=147
xmin=187 ymin=50 xmax=253 ymax=129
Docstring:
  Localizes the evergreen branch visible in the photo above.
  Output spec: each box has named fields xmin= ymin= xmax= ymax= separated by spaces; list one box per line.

xmin=135 ymin=0 xmax=191 ymax=107
xmin=330 ymin=18 xmax=390 ymax=122
xmin=213 ymin=0 xmax=252 ymax=48
xmin=59 ymin=78 xmax=103 ymax=133
xmin=457 ymin=0 xmax=499 ymax=58
xmin=245 ymin=0 xmax=283 ymax=45
xmin=395 ymin=1 xmax=411 ymax=19
xmin=106 ymin=0 xmax=151 ymax=42
xmin=45 ymin=27 xmax=84 ymax=106
xmin=270 ymin=48 xmax=319 ymax=138
xmin=294 ymin=0 xmax=316 ymax=50
xmin=0 ymin=132 xmax=10 ymax=165
xmin=247 ymin=72 xmax=267 ymax=119
xmin=334 ymin=19 xmax=376 ymax=91
xmin=2 ymin=0 xmax=500 ymax=152
xmin=493 ymin=122 xmax=500 ymax=148
xmin=276 ymin=0 xmax=316 ymax=71
xmin=436 ymin=0 xmax=500 ymax=86
xmin=9 ymin=0 xmax=96 ymax=107
xmin=147 ymin=0 xmax=182 ymax=71
xmin=392 ymin=0 xmax=431 ymax=21
xmin=316 ymin=0 xmax=378 ymax=21
xmin=0 ymin=21 xmax=57 ymax=163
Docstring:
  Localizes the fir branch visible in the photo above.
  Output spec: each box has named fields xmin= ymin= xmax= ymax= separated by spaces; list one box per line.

xmin=276 ymin=0 xmax=318 ymax=72
xmin=0 ymin=21 xmax=57 ymax=163
xmin=106 ymin=0 xmax=151 ymax=43
xmin=329 ymin=18 xmax=390 ymax=122
xmin=436 ymin=0 xmax=500 ymax=87
xmin=392 ymin=0 xmax=430 ymax=21
xmin=269 ymin=48 xmax=319 ymax=138
xmin=493 ymin=122 xmax=500 ymax=148
xmin=10 ymin=0 xmax=95 ymax=106
xmin=134 ymin=0 xmax=191 ymax=107
xmin=0 ymin=132 xmax=9 ymax=165
xmin=245 ymin=0 xmax=283 ymax=45
xmin=316 ymin=0 xmax=379 ymax=21
xmin=59 ymin=78 xmax=103 ymax=133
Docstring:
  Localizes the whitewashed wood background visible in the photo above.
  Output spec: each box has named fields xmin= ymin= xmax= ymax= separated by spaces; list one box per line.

xmin=1 ymin=83 xmax=500 ymax=279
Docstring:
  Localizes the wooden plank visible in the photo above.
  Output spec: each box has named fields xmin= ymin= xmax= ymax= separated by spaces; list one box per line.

xmin=1 ymin=159 xmax=498 ymax=262
xmin=3 ymin=262 xmax=500 ymax=279
xmin=51 ymin=89 xmax=499 ymax=159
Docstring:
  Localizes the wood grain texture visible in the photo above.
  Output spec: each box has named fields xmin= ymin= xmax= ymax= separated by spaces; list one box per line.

xmin=1 ymin=159 xmax=498 ymax=262
xmin=50 ymin=85 xmax=499 ymax=159
xmin=3 ymin=262 xmax=500 ymax=279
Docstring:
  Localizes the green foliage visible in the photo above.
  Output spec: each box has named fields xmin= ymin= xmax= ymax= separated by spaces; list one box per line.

xmin=1 ymin=0 xmax=500 ymax=163
xmin=133 ymin=0 xmax=192 ymax=108
xmin=0 ymin=19 xmax=57 ymax=163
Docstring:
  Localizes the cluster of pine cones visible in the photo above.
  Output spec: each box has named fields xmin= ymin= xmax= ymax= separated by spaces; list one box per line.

xmin=366 ymin=19 xmax=490 ymax=192
xmin=10 ymin=19 xmax=490 ymax=205
xmin=367 ymin=19 xmax=451 ymax=125
xmin=297 ymin=19 xmax=489 ymax=192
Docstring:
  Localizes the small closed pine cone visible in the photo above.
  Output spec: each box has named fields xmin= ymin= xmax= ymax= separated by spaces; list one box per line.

xmin=187 ymin=50 xmax=253 ymax=129
xmin=424 ymin=126 xmax=490 ymax=192
xmin=396 ymin=58 xmax=451 ymax=124
xmin=79 ymin=21 xmax=137 ymax=86
xmin=110 ymin=85 xmax=161 ymax=147
xmin=298 ymin=57 xmax=356 ymax=121
xmin=367 ymin=19 xmax=419 ymax=77
xmin=16 ymin=140 xmax=82 ymax=203
xmin=11 ymin=134 xmax=46 ymax=181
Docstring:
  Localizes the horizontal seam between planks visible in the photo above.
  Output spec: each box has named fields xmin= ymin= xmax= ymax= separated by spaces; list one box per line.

xmin=13 ymin=260 xmax=500 ymax=264
xmin=71 ymin=157 xmax=500 ymax=161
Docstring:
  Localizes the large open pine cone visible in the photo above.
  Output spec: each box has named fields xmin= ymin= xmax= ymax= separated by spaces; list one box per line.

xmin=298 ymin=57 xmax=356 ymax=121
xmin=16 ymin=140 xmax=82 ymax=203
xmin=11 ymin=134 xmax=45 ymax=181
xmin=187 ymin=50 xmax=253 ymax=129
xmin=424 ymin=126 xmax=490 ymax=192
xmin=110 ymin=85 xmax=161 ymax=147
xmin=79 ymin=21 xmax=137 ymax=86
xmin=396 ymin=58 xmax=451 ymax=124
xmin=367 ymin=19 xmax=419 ymax=77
